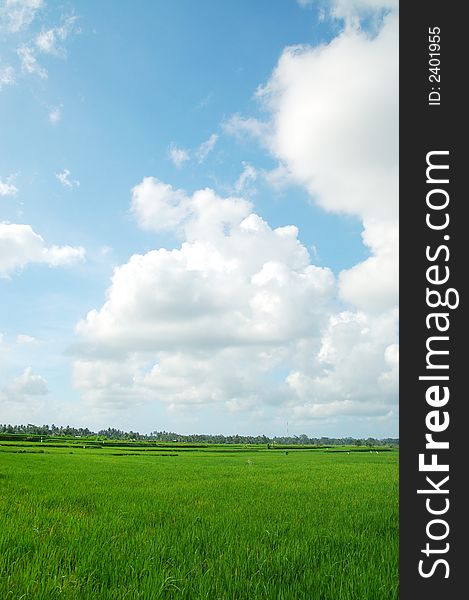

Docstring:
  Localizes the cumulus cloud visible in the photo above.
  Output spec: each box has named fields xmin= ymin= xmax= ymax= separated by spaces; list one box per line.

xmin=130 ymin=178 xmax=189 ymax=232
xmin=73 ymin=3 xmax=399 ymax=427
xmin=1 ymin=367 xmax=48 ymax=402
xmin=256 ymin=14 xmax=398 ymax=222
xmin=73 ymin=177 xmax=397 ymax=423
xmin=286 ymin=309 xmax=398 ymax=415
xmin=168 ymin=143 xmax=189 ymax=168
xmin=130 ymin=176 xmax=253 ymax=238
xmin=0 ymin=222 xmax=85 ymax=276
xmin=81 ymin=182 xmax=332 ymax=353
xmin=76 ymin=182 xmax=336 ymax=406
xmin=56 ymin=168 xmax=79 ymax=188
xmin=339 ymin=217 xmax=398 ymax=312
xmin=227 ymin=8 xmax=399 ymax=319
xmin=254 ymin=7 xmax=398 ymax=421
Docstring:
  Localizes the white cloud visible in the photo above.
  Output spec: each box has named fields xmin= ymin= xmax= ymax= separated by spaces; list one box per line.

xmin=328 ymin=0 xmax=398 ymax=26
xmin=49 ymin=105 xmax=62 ymax=123
xmin=73 ymin=177 xmax=396 ymax=423
xmin=203 ymin=6 xmax=399 ymax=424
xmin=5 ymin=10 xmax=77 ymax=84
xmin=0 ymin=222 xmax=85 ymax=276
xmin=1 ymin=367 xmax=48 ymax=402
xmin=81 ymin=181 xmax=331 ymax=352
xmin=36 ymin=28 xmax=56 ymax=53
xmin=235 ymin=162 xmax=257 ymax=194
xmin=167 ymin=135 xmax=218 ymax=168
xmin=379 ymin=341 xmax=398 ymax=392
xmin=16 ymin=333 xmax=38 ymax=344
xmin=130 ymin=177 xmax=189 ymax=232
xmin=0 ymin=176 xmax=18 ymax=196
xmin=17 ymin=44 xmax=47 ymax=78
xmin=0 ymin=0 xmax=43 ymax=33
xmin=222 ymin=114 xmax=270 ymax=144
xmin=196 ymin=133 xmax=218 ymax=163
xmin=76 ymin=243 xmax=332 ymax=353
xmin=56 ymin=169 xmax=79 ymax=188
xmin=35 ymin=16 xmax=77 ymax=57
xmin=256 ymin=14 xmax=398 ymax=222
xmin=227 ymin=11 xmax=399 ymax=320
xmin=286 ymin=308 xmax=398 ymax=415
xmin=168 ymin=143 xmax=189 ymax=168
xmin=75 ymin=179 xmax=337 ymax=410
xmin=130 ymin=176 xmax=253 ymax=238
xmin=262 ymin=164 xmax=293 ymax=190
xmin=338 ymin=217 xmax=398 ymax=312
xmin=74 ymin=5 xmax=399 ymax=427
xmin=0 ymin=64 xmax=15 ymax=90
xmin=298 ymin=0 xmax=398 ymax=27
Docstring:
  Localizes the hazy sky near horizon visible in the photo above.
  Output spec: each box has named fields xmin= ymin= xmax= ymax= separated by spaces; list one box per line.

xmin=0 ymin=0 xmax=398 ymax=437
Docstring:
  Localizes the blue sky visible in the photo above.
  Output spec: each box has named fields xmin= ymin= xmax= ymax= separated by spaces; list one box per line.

xmin=0 ymin=0 xmax=398 ymax=437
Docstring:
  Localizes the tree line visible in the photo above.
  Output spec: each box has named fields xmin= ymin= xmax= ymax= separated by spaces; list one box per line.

xmin=0 ymin=423 xmax=398 ymax=446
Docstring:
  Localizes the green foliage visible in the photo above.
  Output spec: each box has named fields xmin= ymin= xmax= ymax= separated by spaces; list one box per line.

xmin=0 ymin=444 xmax=398 ymax=599
xmin=0 ymin=424 xmax=399 ymax=447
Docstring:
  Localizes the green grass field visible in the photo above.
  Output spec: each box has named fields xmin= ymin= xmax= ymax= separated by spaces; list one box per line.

xmin=0 ymin=442 xmax=398 ymax=599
